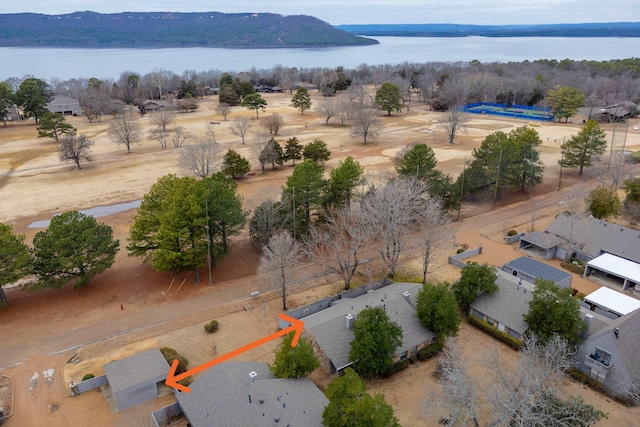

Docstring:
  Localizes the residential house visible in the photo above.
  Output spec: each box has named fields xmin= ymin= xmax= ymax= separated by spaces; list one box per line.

xmin=502 ymin=256 xmax=572 ymax=289
xmin=101 ymin=348 xmax=170 ymax=412
xmin=46 ymin=95 xmax=80 ymax=116
xmin=574 ymin=308 xmax=640 ymax=398
xmin=164 ymin=362 xmax=328 ymax=427
xmin=519 ymin=214 xmax=640 ymax=291
xmin=285 ymin=281 xmax=435 ymax=374
xmin=141 ymin=99 xmax=172 ymax=112
xmin=469 ymin=269 xmax=533 ymax=340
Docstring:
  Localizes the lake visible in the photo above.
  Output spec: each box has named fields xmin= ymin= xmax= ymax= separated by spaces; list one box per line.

xmin=2 ymin=36 xmax=640 ymax=81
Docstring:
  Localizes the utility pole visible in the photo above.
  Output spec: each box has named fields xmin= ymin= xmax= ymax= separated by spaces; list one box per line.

xmin=457 ymin=157 xmax=465 ymax=221
xmin=608 ymin=122 xmax=616 ymax=169
xmin=205 ymin=200 xmax=212 ymax=286
xmin=493 ymin=150 xmax=503 ymax=207
xmin=292 ymin=187 xmax=296 ymax=240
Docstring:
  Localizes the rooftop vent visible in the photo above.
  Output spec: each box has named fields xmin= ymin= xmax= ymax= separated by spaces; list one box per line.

xmin=403 ymin=291 xmax=411 ymax=303
xmin=345 ymin=314 xmax=354 ymax=330
xmin=249 ymin=371 xmax=258 ymax=382
xmin=614 ymin=327 xmax=620 ymax=338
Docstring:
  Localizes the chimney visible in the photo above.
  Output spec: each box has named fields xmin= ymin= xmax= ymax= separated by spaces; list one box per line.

xmin=403 ymin=291 xmax=411 ymax=303
xmin=249 ymin=371 xmax=258 ymax=383
xmin=345 ymin=314 xmax=354 ymax=330
xmin=581 ymin=314 xmax=594 ymax=339
xmin=614 ymin=327 xmax=620 ymax=338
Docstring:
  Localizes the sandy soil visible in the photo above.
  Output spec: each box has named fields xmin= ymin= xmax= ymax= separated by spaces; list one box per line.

xmin=1 ymin=90 xmax=640 ymax=426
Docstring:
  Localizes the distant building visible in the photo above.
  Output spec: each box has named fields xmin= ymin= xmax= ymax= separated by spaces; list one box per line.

xmin=46 ymin=96 xmax=80 ymax=116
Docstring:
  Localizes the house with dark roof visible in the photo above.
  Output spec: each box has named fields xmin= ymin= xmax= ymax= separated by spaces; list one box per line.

xmin=469 ymin=270 xmax=533 ymax=340
xmin=102 ymin=348 xmax=170 ymax=412
xmin=289 ymin=281 xmax=435 ymax=374
xmin=574 ymin=308 xmax=640 ymax=398
xmin=168 ymin=362 xmax=327 ymax=427
xmin=502 ymin=256 xmax=572 ymax=289
xmin=46 ymin=95 xmax=80 ymax=116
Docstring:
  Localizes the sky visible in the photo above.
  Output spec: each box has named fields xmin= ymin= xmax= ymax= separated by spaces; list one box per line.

xmin=4 ymin=0 xmax=640 ymax=26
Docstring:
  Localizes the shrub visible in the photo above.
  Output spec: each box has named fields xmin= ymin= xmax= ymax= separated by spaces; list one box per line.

xmin=630 ymin=151 xmax=640 ymax=163
xmin=467 ymin=315 xmax=523 ymax=351
xmin=160 ymin=347 xmax=189 ymax=375
xmin=575 ymin=292 xmax=586 ymax=301
xmin=81 ymin=373 xmax=95 ymax=381
xmin=417 ymin=341 xmax=444 ymax=361
xmin=507 ymin=229 xmax=518 ymax=236
xmin=560 ymin=261 xmax=585 ymax=275
xmin=382 ymin=359 xmax=410 ymax=378
xmin=456 ymin=248 xmax=465 ymax=254
xmin=204 ymin=320 xmax=219 ymax=333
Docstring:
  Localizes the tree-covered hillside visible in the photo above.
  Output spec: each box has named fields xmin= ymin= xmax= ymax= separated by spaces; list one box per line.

xmin=0 ymin=12 xmax=378 ymax=48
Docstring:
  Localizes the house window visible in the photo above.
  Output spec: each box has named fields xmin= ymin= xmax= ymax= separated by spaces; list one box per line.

xmin=485 ymin=316 xmax=494 ymax=326
xmin=593 ymin=348 xmax=611 ymax=366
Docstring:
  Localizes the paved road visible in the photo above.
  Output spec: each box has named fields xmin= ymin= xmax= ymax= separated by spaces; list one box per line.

xmin=1 ymin=167 xmax=637 ymax=371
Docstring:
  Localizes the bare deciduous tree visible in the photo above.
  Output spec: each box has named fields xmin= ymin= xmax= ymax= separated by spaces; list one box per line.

xmin=304 ymin=206 xmax=370 ymax=290
xmin=179 ymin=140 xmax=220 ymax=178
xmin=59 ymin=133 xmax=94 ymax=169
xmin=261 ymin=113 xmax=284 ymax=135
xmin=216 ymin=102 xmax=231 ymax=121
xmin=171 ymin=126 xmax=191 ymax=148
xmin=315 ymin=99 xmax=338 ymax=125
xmin=361 ymin=176 xmax=426 ymax=278
xmin=346 ymin=83 xmax=371 ymax=107
xmin=249 ymin=197 xmax=290 ymax=247
xmin=109 ymin=113 xmax=141 ymax=153
xmin=351 ymin=106 xmax=382 ymax=145
xmin=149 ymin=109 xmax=175 ymax=132
xmin=259 ymin=231 xmax=302 ymax=311
xmin=419 ymin=198 xmax=450 ymax=284
xmin=425 ymin=339 xmax=480 ymax=427
xmin=149 ymin=128 xmax=169 ymax=148
xmin=231 ymin=116 xmax=252 ymax=144
xmin=439 ymin=77 xmax=470 ymax=144
xmin=439 ymin=107 xmax=469 ymax=145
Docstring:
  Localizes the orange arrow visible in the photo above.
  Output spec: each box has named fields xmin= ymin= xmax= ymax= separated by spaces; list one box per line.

xmin=165 ymin=313 xmax=304 ymax=392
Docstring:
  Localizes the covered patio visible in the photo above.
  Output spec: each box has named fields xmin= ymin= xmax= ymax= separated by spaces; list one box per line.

xmin=584 ymin=253 xmax=640 ymax=291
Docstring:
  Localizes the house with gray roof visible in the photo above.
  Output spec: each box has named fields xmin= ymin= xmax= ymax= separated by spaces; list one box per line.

xmin=469 ymin=270 xmax=534 ymax=340
xmin=102 ymin=348 xmax=170 ymax=412
xmin=502 ymin=256 xmax=572 ymax=289
xmin=172 ymin=362 xmax=327 ymax=427
xmin=290 ymin=281 xmax=435 ymax=374
xmin=574 ymin=308 xmax=640 ymax=398
xmin=46 ymin=95 xmax=80 ymax=116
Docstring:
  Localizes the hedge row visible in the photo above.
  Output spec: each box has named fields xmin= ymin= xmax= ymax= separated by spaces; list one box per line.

xmin=417 ymin=342 xmax=444 ymax=361
xmin=467 ymin=315 xmax=523 ymax=351
xmin=560 ymin=261 xmax=585 ymax=275
xmin=160 ymin=347 xmax=190 ymax=375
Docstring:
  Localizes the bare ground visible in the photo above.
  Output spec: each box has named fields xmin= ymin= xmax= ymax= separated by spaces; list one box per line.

xmin=1 ymin=91 xmax=640 ymax=426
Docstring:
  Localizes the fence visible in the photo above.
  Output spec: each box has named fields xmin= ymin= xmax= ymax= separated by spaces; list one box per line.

xmin=70 ymin=374 xmax=108 ymax=396
xmin=152 ymin=402 xmax=183 ymax=427
xmin=505 ymin=232 xmax=526 ymax=244
xmin=463 ymin=102 xmax=554 ymax=122
xmin=448 ymin=246 xmax=483 ymax=269
xmin=279 ymin=278 xmax=393 ymax=329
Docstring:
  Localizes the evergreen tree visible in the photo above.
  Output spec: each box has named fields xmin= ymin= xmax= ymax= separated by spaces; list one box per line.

xmin=32 ymin=211 xmax=119 ymax=289
xmin=322 ymin=368 xmax=400 ymax=427
xmin=37 ymin=112 xmax=77 ymax=142
xmin=559 ymin=119 xmax=607 ymax=175
xmin=271 ymin=332 xmax=319 ymax=378
xmin=547 ymin=85 xmax=585 ymax=122
xmin=222 ymin=149 xmax=251 ymax=178
xmin=416 ymin=281 xmax=460 ymax=339
xmin=375 ymin=82 xmax=403 ymax=115
xmin=586 ymin=187 xmax=621 ymax=221
xmin=326 ymin=156 xmax=364 ymax=209
xmin=524 ymin=279 xmax=584 ymax=344
xmin=451 ymin=262 xmax=498 ymax=309
xmin=283 ymin=136 xmax=303 ymax=166
xmin=291 ymin=87 xmax=312 ymax=115
xmin=303 ymin=139 xmax=331 ymax=165
xmin=282 ymin=159 xmax=326 ymax=236
xmin=0 ymin=223 xmax=32 ymax=304
xmin=241 ymin=93 xmax=267 ymax=118
xmin=15 ymin=77 xmax=53 ymax=123
xmin=349 ymin=306 xmax=403 ymax=377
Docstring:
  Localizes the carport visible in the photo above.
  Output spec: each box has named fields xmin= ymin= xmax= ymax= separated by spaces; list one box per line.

xmin=585 ymin=253 xmax=640 ymax=291
xmin=518 ymin=231 xmax=565 ymax=260
xmin=583 ymin=286 xmax=640 ymax=318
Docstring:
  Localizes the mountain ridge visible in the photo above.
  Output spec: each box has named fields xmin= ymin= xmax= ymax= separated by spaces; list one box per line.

xmin=0 ymin=11 xmax=378 ymax=48
xmin=337 ymin=22 xmax=640 ymax=38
